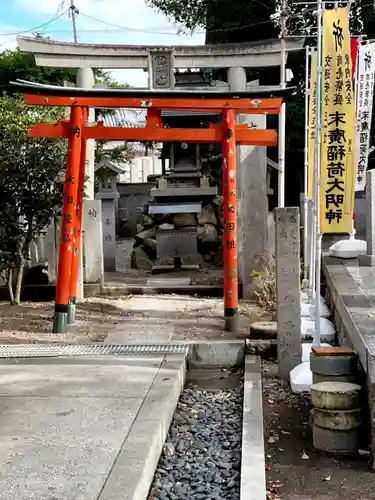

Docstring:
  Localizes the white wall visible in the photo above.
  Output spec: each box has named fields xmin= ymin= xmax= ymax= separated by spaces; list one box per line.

xmin=118 ymin=155 xmax=163 ymax=183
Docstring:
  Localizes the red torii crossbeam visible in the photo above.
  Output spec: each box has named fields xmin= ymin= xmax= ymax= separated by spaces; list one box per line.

xmin=11 ymin=81 xmax=284 ymax=333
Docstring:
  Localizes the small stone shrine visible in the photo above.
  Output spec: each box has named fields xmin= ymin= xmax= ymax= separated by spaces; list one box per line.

xmin=131 ymin=93 xmax=223 ymax=272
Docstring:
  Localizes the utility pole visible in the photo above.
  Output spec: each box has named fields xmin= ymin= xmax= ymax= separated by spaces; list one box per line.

xmin=278 ymin=0 xmax=287 ymax=207
xmin=69 ymin=0 xmax=78 ymax=43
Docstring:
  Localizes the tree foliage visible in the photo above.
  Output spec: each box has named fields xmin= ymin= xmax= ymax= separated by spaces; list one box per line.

xmin=0 ymin=48 xmax=76 ymax=90
xmin=146 ymin=0 xmax=278 ymax=43
xmin=0 ymin=93 xmax=67 ymax=304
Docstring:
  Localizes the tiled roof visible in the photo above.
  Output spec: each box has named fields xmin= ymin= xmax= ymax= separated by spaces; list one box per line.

xmin=99 ymin=108 xmax=147 ymax=153
xmin=100 ymin=108 xmax=147 ymax=128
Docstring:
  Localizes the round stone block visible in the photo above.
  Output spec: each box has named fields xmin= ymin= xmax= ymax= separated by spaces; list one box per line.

xmin=312 ymin=372 xmax=357 ymax=385
xmin=310 ymin=352 xmax=358 ymax=376
xmin=312 ymin=407 xmax=362 ymax=431
xmin=250 ymin=321 xmax=277 ymax=340
xmin=312 ymin=424 xmax=360 ymax=455
xmin=311 ymin=381 xmax=361 ymax=411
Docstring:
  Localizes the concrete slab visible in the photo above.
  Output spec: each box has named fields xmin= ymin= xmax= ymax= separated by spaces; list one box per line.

xmin=0 ymin=354 xmax=187 ymax=500
xmin=145 ymin=276 xmax=191 ymax=287
xmin=99 ymin=354 xmax=186 ymax=500
xmin=104 ymin=295 xmax=256 ymax=344
xmin=188 ymin=340 xmax=246 ymax=368
xmin=104 ymin=295 xmax=187 ymax=344
xmin=241 ymin=356 xmax=266 ymax=500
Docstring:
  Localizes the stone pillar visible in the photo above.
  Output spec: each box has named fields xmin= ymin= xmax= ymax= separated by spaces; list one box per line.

xmin=76 ymin=68 xmax=95 ymax=200
xmin=275 ymin=207 xmax=302 ymax=381
xmin=82 ymin=200 xmax=104 ymax=284
xmin=228 ymin=68 xmax=269 ymax=298
xmin=359 ymin=169 xmax=375 ymax=266
xmin=95 ymin=173 xmax=119 ymax=272
xmin=142 ymin=157 xmax=153 ymax=182
xmin=46 ymin=217 xmax=60 ymax=283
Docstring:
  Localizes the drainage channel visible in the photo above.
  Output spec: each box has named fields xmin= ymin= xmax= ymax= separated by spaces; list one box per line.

xmin=0 ymin=343 xmax=187 ymax=358
xmin=148 ymin=368 xmax=243 ymax=500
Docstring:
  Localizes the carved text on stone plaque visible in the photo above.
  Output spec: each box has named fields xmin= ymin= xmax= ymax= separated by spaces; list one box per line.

xmin=151 ymin=51 xmax=175 ymax=89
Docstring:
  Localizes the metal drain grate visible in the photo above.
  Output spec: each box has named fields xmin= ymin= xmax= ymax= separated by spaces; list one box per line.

xmin=0 ymin=343 xmax=188 ymax=358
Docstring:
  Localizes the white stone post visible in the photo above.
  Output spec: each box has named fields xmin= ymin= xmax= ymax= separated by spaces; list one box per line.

xmin=82 ymin=200 xmax=104 ymax=284
xmin=275 ymin=207 xmax=302 ymax=381
xmin=359 ymin=169 xmax=375 ymax=266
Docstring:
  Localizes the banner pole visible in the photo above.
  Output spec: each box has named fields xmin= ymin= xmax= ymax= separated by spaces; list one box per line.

xmin=313 ymin=0 xmax=324 ymax=346
xmin=303 ymin=46 xmax=311 ymax=286
xmin=309 ymin=49 xmax=317 ymax=303
xmin=352 ymin=41 xmax=361 ymax=237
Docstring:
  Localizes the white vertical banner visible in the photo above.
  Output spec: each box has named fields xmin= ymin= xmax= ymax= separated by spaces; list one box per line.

xmin=355 ymin=42 xmax=375 ymax=191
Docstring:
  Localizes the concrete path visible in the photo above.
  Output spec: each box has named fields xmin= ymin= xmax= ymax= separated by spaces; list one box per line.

xmin=105 ymin=294 xmax=259 ymax=344
xmin=0 ymin=353 xmax=186 ymax=500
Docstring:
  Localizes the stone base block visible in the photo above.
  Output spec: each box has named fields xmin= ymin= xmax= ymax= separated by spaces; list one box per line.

xmin=312 ymin=424 xmax=360 ymax=455
xmin=358 ymin=254 xmax=375 ymax=267
xmin=310 ymin=352 xmax=358 ymax=377
xmin=311 ymin=381 xmax=362 ymax=410
xmin=312 ymin=407 xmax=362 ymax=431
xmin=312 ymin=373 xmax=357 ymax=384
xmin=250 ymin=321 xmax=277 ymax=340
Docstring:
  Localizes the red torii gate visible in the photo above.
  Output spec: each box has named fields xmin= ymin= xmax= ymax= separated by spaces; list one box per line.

xmin=11 ymin=81 xmax=284 ymax=333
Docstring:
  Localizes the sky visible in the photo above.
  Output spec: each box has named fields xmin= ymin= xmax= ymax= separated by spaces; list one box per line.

xmin=0 ymin=0 xmax=205 ymax=87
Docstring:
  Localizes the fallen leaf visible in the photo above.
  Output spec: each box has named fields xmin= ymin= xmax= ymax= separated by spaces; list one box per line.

xmin=324 ymin=474 xmax=332 ymax=481
xmin=301 ymin=451 xmax=310 ymax=460
xmin=266 ymin=464 xmax=271 ymax=472
xmin=162 ymin=376 xmax=170 ymax=381
xmin=368 ymin=313 xmax=374 ymax=319
xmin=280 ymin=429 xmax=290 ymax=435
xmin=268 ymin=437 xmax=276 ymax=444
xmin=266 ymin=454 xmax=272 ymax=458
xmin=278 ymin=448 xmax=284 ymax=452
xmin=358 ymin=449 xmax=371 ymax=456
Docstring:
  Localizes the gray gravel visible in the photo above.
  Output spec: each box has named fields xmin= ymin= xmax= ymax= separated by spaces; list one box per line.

xmin=149 ymin=384 xmax=243 ymax=500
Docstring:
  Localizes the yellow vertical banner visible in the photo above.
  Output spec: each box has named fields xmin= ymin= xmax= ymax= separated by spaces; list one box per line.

xmin=308 ymin=51 xmax=317 ymax=199
xmin=320 ymin=7 xmax=355 ymax=233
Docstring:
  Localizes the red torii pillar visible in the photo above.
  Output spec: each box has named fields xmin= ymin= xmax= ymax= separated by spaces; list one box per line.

xmin=222 ymin=109 xmax=238 ymax=331
xmin=53 ymin=106 xmax=84 ymax=333
xmin=67 ymin=107 xmax=88 ymax=326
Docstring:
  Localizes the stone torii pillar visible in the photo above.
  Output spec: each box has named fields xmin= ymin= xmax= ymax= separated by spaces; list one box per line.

xmin=76 ymin=67 xmax=95 ymax=200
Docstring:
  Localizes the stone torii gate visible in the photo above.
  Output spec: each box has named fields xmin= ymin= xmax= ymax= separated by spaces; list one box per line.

xmin=10 ymin=80 xmax=285 ymax=333
xmin=17 ymin=36 xmax=304 ymax=299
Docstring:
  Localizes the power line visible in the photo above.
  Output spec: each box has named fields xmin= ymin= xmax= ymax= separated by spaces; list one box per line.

xmin=37 ymin=0 xmax=66 ymax=35
xmin=78 ymin=11 xmax=274 ymax=36
xmin=0 ymin=10 xmax=68 ymax=37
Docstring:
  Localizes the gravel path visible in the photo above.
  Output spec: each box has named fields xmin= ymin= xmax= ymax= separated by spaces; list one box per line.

xmin=149 ymin=383 xmax=243 ymax=500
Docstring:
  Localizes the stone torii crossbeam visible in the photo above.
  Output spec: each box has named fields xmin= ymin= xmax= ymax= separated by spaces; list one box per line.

xmin=10 ymin=80 xmax=287 ymax=333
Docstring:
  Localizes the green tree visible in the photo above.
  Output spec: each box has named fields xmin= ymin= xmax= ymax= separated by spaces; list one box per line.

xmin=146 ymin=0 xmax=278 ymax=43
xmin=0 ymin=93 xmax=67 ymax=304
xmin=0 ymin=48 xmax=76 ymax=89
